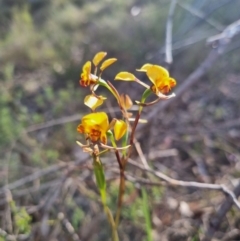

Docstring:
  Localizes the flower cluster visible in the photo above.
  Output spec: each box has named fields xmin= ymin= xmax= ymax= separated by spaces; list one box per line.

xmin=76 ymin=52 xmax=176 ymax=152
xmin=137 ymin=64 xmax=176 ymax=95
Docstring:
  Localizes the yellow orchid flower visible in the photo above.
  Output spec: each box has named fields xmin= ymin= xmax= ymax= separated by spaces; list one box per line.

xmin=137 ymin=64 xmax=177 ymax=95
xmin=77 ymin=112 xmax=109 ymax=144
xmin=79 ymin=53 xmax=117 ymax=88
xmin=79 ymin=61 xmax=97 ymax=87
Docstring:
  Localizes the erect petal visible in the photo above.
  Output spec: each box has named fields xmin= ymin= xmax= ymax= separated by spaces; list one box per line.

xmin=113 ymin=120 xmax=127 ymax=141
xmin=100 ymin=58 xmax=117 ymax=71
xmin=80 ymin=61 xmax=93 ymax=87
xmin=114 ymin=72 xmax=136 ymax=81
xmin=92 ymin=52 xmax=107 ymax=66
xmin=84 ymin=94 xmax=106 ymax=111
xmin=136 ymin=63 xmax=153 ymax=72
xmin=146 ymin=65 xmax=169 ymax=87
xmin=82 ymin=61 xmax=91 ymax=77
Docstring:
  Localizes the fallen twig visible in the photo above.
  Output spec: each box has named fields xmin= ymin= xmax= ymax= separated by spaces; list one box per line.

xmin=128 ymin=158 xmax=240 ymax=210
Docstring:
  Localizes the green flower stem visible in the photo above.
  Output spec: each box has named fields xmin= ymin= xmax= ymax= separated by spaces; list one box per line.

xmin=93 ymin=154 xmax=119 ymax=241
xmin=115 ymin=168 xmax=125 ymax=227
xmin=141 ymin=187 xmax=153 ymax=241
xmin=104 ymin=206 xmax=119 ymax=241
xmin=108 ymin=132 xmax=125 ymax=227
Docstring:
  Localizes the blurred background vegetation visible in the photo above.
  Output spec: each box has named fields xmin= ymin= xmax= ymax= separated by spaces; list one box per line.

xmin=0 ymin=0 xmax=240 ymax=240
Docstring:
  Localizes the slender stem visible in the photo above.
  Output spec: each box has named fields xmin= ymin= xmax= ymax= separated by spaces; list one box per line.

xmin=113 ymin=150 xmax=125 ymax=227
xmin=109 ymin=133 xmax=125 ymax=227
xmin=102 ymin=200 xmax=119 ymax=241
xmin=114 ymin=90 xmax=151 ymax=225
xmin=130 ymin=112 xmax=140 ymax=145
xmin=130 ymin=89 xmax=151 ymax=146
xmin=141 ymin=188 xmax=153 ymax=241
xmin=114 ymin=157 xmax=125 ymax=227
xmin=93 ymin=152 xmax=119 ymax=241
